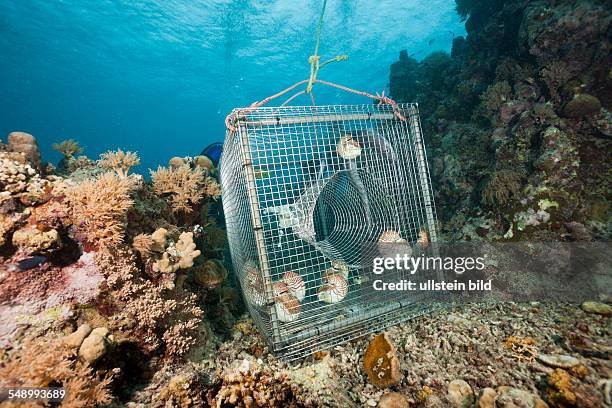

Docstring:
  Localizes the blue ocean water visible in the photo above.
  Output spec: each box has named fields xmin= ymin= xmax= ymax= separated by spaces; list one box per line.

xmin=0 ymin=1 xmax=464 ymax=173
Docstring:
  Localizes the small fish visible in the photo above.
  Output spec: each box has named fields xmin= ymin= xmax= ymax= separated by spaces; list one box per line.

xmin=6 ymin=256 xmax=47 ymax=272
xmin=428 ymin=38 xmax=436 ymax=45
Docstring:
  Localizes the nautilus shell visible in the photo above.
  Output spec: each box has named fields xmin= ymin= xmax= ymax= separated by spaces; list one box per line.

xmin=318 ymin=274 xmax=349 ymax=304
xmin=322 ymin=259 xmax=349 ymax=281
xmin=378 ymin=230 xmax=407 ymax=244
xmin=417 ymin=228 xmax=430 ymax=248
xmin=272 ymin=281 xmax=289 ymax=297
xmin=275 ymin=292 xmax=301 ymax=323
xmin=244 ymin=262 xmax=265 ymax=307
xmin=336 ymin=135 xmax=362 ymax=160
xmin=282 ymin=271 xmax=305 ymax=301
xmin=378 ymin=229 xmax=412 ymax=257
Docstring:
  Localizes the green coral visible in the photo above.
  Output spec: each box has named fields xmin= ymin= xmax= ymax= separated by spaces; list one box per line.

xmin=538 ymin=198 xmax=559 ymax=211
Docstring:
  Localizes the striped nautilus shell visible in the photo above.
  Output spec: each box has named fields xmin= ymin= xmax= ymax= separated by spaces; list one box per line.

xmin=378 ymin=230 xmax=407 ymax=244
xmin=378 ymin=229 xmax=412 ymax=257
xmin=275 ymin=292 xmax=301 ymax=323
xmin=336 ymin=135 xmax=362 ymax=160
xmin=282 ymin=271 xmax=305 ymax=301
xmin=272 ymin=281 xmax=289 ymax=297
xmin=243 ymin=262 xmax=265 ymax=307
xmin=318 ymin=274 xmax=349 ymax=304
xmin=417 ymin=228 xmax=430 ymax=248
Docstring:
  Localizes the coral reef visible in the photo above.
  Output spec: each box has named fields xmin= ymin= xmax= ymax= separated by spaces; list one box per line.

xmin=98 ymin=149 xmax=140 ymax=178
xmin=0 ymin=133 xmax=233 ymax=406
xmin=66 ymin=172 xmax=134 ymax=247
xmin=0 ymin=0 xmax=609 ymax=406
xmin=150 ymin=162 xmax=221 ymax=219
xmin=52 ymin=139 xmax=83 ymax=159
xmin=389 ymin=0 xmax=611 ymax=241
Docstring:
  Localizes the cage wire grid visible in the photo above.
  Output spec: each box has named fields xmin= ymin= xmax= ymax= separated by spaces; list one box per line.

xmin=220 ymin=103 xmax=439 ymax=360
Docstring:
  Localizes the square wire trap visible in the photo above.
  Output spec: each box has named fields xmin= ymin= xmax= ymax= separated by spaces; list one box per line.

xmin=220 ymin=103 xmax=438 ymax=360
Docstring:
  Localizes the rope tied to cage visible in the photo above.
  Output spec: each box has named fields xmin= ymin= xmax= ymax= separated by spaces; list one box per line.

xmin=224 ymin=0 xmax=405 ymax=132
xmin=224 ymin=79 xmax=406 ymax=132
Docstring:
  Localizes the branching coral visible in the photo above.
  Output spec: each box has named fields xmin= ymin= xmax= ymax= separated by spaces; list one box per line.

xmin=98 ymin=149 xmax=140 ymax=178
xmin=502 ymin=335 xmax=538 ymax=362
xmin=52 ymin=139 xmax=83 ymax=158
xmin=0 ymin=336 xmax=113 ymax=407
xmin=66 ymin=172 xmax=134 ymax=247
xmin=150 ymin=164 xmax=220 ymax=216
xmin=116 ymin=282 xmax=203 ymax=357
xmin=96 ymin=247 xmax=204 ymax=359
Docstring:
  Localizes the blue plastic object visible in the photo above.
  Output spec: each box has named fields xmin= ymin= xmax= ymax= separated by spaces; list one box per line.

xmin=200 ymin=142 xmax=223 ymax=166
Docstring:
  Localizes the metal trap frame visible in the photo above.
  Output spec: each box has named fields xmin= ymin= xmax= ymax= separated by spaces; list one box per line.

xmin=220 ymin=103 xmax=438 ymax=361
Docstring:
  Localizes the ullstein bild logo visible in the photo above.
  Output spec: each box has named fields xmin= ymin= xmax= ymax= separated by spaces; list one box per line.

xmin=372 ymin=278 xmax=493 ymax=292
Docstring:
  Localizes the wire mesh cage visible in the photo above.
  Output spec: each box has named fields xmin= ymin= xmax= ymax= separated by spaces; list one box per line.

xmin=220 ymin=103 xmax=439 ymax=360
